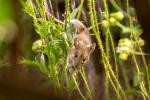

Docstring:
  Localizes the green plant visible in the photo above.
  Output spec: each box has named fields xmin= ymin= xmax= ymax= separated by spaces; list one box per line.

xmin=20 ymin=0 xmax=150 ymax=100
xmin=21 ymin=0 xmax=93 ymax=99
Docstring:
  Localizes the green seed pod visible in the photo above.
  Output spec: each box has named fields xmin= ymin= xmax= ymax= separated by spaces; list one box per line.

xmin=118 ymin=38 xmax=133 ymax=47
xmin=32 ymin=39 xmax=43 ymax=52
xmin=109 ymin=17 xmax=117 ymax=26
xmin=137 ymin=38 xmax=145 ymax=46
xmin=117 ymin=38 xmax=133 ymax=60
xmin=122 ymin=27 xmax=131 ymax=34
xmin=101 ymin=20 xmax=109 ymax=28
xmin=110 ymin=11 xmax=124 ymax=21
xmin=119 ymin=52 xmax=128 ymax=60
xmin=123 ymin=39 xmax=132 ymax=47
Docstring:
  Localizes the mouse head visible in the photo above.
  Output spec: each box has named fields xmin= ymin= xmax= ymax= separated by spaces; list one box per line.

xmin=67 ymin=40 xmax=96 ymax=68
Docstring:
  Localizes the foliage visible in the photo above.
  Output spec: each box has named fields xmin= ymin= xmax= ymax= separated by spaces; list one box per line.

xmin=20 ymin=0 xmax=92 ymax=99
xmin=20 ymin=0 xmax=150 ymax=100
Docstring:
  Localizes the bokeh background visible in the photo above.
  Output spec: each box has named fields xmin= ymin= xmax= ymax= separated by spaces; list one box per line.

xmin=0 ymin=0 xmax=150 ymax=100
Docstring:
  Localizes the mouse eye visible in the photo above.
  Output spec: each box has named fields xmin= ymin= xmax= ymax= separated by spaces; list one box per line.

xmin=74 ymin=54 xmax=78 ymax=58
xmin=82 ymin=58 xmax=86 ymax=62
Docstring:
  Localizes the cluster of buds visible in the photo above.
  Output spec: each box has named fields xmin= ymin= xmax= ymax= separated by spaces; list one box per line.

xmin=101 ymin=11 xmax=145 ymax=61
xmin=136 ymin=37 xmax=145 ymax=47
xmin=101 ymin=11 xmax=124 ymax=28
xmin=116 ymin=38 xmax=133 ymax=60
xmin=116 ymin=38 xmax=145 ymax=60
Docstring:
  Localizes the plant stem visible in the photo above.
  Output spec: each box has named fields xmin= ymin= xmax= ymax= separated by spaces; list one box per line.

xmin=77 ymin=0 xmax=84 ymax=19
xmin=72 ymin=74 xmax=86 ymax=100
xmin=80 ymin=67 xmax=93 ymax=100
xmin=108 ymin=73 xmax=122 ymax=100
xmin=88 ymin=0 xmax=126 ymax=99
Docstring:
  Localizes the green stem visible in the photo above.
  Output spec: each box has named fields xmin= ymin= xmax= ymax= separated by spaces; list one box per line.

xmin=108 ymin=29 xmax=119 ymax=78
xmin=103 ymin=0 xmax=120 ymax=97
xmin=77 ymin=0 xmax=84 ymax=19
xmin=72 ymin=74 xmax=86 ymax=100
xmin=104 ymin=55 xmax=127 ymax=100
xmin=80 ymin=67 xmax=93 ymax=100
xmin=64 ymin=65 xmax=69 ymax=87
xmin=119 ymin=61 xmax=131 ymax=91
xmin=104 ymin=62 xmax=110 ymax=100
xmin=102 ymin=0 xmax=110 ymax=59
xmin=64 ymin=0 xmax=71 ymax=29
xmin=138 ymin=47 xmax=150 ymax=91
xmin=126 ymin=0 xmax=150 ymax=97
xmin=109 ymin=73 xmax=122 ymax=100
xmin=55 ymin=65 xmax=60 ymax=88
xmin=88 ymin=0 xmax=126 ymax=99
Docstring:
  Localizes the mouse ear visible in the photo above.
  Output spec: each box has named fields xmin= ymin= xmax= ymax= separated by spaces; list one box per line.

xmin=87 ymin=43 xmax=96 ymax=54
xmin=77 ymin=27 xmax=85 ymax=33
xmin=74 ymin=38 xmax=80 ymax=49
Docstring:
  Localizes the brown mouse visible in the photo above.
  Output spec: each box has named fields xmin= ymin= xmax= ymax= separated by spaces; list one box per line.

xmin=66 ymin=19 xmax=96 ymax=71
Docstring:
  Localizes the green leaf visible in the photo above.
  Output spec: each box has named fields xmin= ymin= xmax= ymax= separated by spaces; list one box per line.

xmin=125 ymin=90 xmax=143 ymax=96
xmin=70 ymin=7 xmax=80 ymax=19
xmin=20 ymin=59 xmax=49 ymax=75
xmin=21 ymin=0 xmax=36 ymax=18
xmin=133 ymin=75 xmax=143 ymax=87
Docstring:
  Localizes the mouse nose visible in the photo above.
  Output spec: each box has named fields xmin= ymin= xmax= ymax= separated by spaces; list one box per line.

xmin=74 ymin=60 xmax=82 ymax=68
xmin=74 ymin=63 xmax=79 ymax=68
